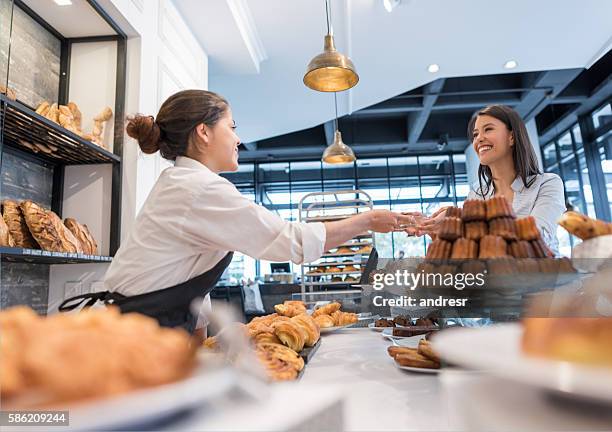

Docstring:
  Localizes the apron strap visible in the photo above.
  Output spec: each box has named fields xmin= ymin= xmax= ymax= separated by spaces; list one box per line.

xmin=58 ymin=291 xmax=126 ymax=312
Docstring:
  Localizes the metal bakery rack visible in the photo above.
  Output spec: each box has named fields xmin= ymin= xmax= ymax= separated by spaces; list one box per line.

xmin=298 ymin=190 xmax=376 ymax=300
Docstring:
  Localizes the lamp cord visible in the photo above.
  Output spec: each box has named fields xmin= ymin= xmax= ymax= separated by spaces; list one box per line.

xmin=325 ymin=0 xmax=332 ymax=35
xmin=334 ymin=92 xmax=339 ymax=130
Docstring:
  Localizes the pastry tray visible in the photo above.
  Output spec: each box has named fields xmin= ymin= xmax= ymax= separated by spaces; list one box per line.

xmin=299 ymin=338 xmax=322 ymax=364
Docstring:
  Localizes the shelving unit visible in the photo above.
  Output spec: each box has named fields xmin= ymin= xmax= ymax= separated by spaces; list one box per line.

xmin=298 ymin=190 xmax=375 ymax=296
xmin=1 ymin=247 xmax=112 ymax=264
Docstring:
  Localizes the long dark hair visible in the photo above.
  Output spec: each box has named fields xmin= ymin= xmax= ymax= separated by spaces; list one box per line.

xmin=467 ymin=105 xmax=541 ymax=198
xmin=126 ymin=89 xmax=229 ymax=160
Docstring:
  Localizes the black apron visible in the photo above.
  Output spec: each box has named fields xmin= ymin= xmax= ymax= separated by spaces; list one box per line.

xmin=58 ymin=252 xmax=234 ymax=334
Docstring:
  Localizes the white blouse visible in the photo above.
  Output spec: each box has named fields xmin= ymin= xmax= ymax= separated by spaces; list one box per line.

xmin=467 ymin=173 xmax=565 ymax=255
xmin=104 ymin=156 xmax=326 ymax=296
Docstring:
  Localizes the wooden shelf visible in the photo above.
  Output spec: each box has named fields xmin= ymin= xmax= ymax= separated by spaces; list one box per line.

xmin=0 ymin=95 xmax=120 ymax=165
xmin=0 ymin=247 xmax=112 ymax=264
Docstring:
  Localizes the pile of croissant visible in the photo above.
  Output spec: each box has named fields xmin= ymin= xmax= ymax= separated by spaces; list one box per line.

xmin=0 ymin=200 xmax=98 ymax=255
xmin=311 ymin=301 xmax=358 ymax=328
xmin=34 ymin=101 xmax=113 ymax=149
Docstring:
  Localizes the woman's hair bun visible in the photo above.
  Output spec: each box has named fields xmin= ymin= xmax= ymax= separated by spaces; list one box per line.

xmin=126 ymin=114 xmax=161 ymax=154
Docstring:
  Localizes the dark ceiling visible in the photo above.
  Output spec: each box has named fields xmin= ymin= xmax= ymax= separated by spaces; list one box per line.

xmin=239 ymin=49 xmax=611 ymax=163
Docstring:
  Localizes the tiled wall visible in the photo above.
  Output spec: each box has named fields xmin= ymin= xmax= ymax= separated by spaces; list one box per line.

xmin=1 ymin=1 xmax=61 ymax=314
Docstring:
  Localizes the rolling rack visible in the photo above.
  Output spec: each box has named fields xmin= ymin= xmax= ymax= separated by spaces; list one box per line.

xmin=297 ymin=190 xmax=376 ymax=304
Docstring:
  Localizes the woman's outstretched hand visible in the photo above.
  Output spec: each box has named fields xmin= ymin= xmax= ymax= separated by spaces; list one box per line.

xmin=366 ymin=210 xmax=418 ymax=233
xmin=403 ymin=206 xmax=451 ymax=237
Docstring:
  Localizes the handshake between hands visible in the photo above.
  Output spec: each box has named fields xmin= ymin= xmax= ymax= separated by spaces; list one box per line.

xmin=366 ymin=206 xmax=451 ymax=238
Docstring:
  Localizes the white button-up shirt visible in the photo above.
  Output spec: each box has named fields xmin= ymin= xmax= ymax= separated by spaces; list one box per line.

xmin=104 ymin=156 xmax=326 ymax=298
xmin=467 ymin=173 xmax=565 ymax=255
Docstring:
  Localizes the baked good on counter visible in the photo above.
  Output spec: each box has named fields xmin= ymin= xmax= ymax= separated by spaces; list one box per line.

xmin=485 ymin=196 xmax=515 ymax=220
xmin=255 ymin=342 xmax=304 ymax=381
xmin=522 ymin=317 xmax=612 ymax=367
xmin=462 ymin=199 xmax=486 ymax=221
xmin=508 ymin=240 xmax=535 ymax=258
xmin=274 ymin=301 xmax=307 ymax=318
xmin=488 ymin=217 xmax=518 ymax=241
xmin=558 ymin=211 xmax=612 ymax=240
xmin=438 ymin=217 xmax=463 ymax=241
xmin=479 ymin=235 xmax=507 ymax=259
xmin=516 ymin=216 xmax=541 ymax=240
xmin=445 ymin=207 xmax=462 ymax=218
xmin=0 ymin=213 xmax=15 ymax=247
xmin=425 ymin=239 xmax=452 ymax=260
xmin=314 ymin=314 xmax=335 ymax=328
xmin=0 ymin=306 xmax=196 ymax=407
xmin=2 ymin=200 xmax=39 ymax=249
xmin=270 ymin=319 xmax=305 ymax=352
xmin=464 ymin=221 xmax=488 ymax=240
xmin=20 ymin=201 xmax=82 ymax=253
xmin=451 ymin=238 xmax=478 ymax=259
xmin=291 ymin=313 xmax=320 ymax=347
xmin=375 ymin=318 xmax=395 ymax=327
xmin=312 ymin=301 xmax=341 ymax=317
xmin=331 ymin=311 xmax=358 ymax=326
xmin=393 ymin=315 xmax=411 ymax=326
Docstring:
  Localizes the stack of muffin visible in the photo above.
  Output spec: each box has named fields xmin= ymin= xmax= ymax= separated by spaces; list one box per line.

xmin=423 ymin=196 xmax=574 ymax=275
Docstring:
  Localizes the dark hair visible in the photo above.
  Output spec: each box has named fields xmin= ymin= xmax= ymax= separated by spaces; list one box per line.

xmin=467 ymin=104 xmax=541 ymax=198
xmin=126 ymin=89 xmax=229 ymax=160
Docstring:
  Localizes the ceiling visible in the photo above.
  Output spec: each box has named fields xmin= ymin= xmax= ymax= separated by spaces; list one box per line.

xmin=19 ymin=0 xmax=116 ymax=38
xmin=173 ymin=0 xmax=612 ymax=145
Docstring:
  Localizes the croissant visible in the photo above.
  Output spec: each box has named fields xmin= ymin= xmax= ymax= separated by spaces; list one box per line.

xmin=331 ymin=311 xmax=358 ymax=326
xmin=312 ymin=302 xmax=341 ymax=317
xmin=291 ymin=314 xmax=320 ymax=346
xmin=257 ymin=342 xmax=304 ymax=372
xmin=274 ymin=303 xmax=305 ymax=318
xmin=248 ymin=313 xmax=279 ymax=328
xmin=254 ymin=331 xmax=282 ymax=345
xmin=2 ymin=200 xmax=38 ymax=248
xmin=314 ymin=314 xmax=335 ymax=328
xmin=272 ymin=321 xmax=305 ymax=352
xmin=283 ymin=300 xmax=306 ymax=309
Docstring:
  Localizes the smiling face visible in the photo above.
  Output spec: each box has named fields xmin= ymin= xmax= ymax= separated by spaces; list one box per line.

xmin=472 ymin=115 xmax=514 ymax=166
xmin=196 ymin=108 xmax=241 ymax=173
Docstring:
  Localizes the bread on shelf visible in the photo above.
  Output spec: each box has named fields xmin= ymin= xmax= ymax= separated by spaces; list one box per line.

xmin=2 ymin=200 xmax=39 ymax=249
xmin=354 ymin=244 xmax=372 ymax=254
xmin=20 ymin=201 xmax=81 ymax=254
xmin=335 ymin=246 xmax=355 ymax=255
xmin=64 ymin=218 xmax=98 ymax=255
xmin=0 ymin=210 xmax=15 ymax=247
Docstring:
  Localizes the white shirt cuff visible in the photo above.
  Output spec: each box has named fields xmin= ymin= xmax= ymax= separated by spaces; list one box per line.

xmin=301 ymin=222 xmax=326 ymax=263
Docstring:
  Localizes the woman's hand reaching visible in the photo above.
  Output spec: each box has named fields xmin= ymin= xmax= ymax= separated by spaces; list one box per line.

xmin=403 ymin=206 xmax=451 ymax=237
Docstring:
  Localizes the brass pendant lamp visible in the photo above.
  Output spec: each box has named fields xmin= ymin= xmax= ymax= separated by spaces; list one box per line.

xmin=322 ymin=92 xmax=356 ymax=164
xmin=303 ymin=0 xmax=359 ymax=92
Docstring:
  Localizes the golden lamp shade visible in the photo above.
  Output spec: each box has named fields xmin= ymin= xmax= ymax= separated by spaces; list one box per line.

xmin=322 ymin=130 xmax=356 ymax=164
xmin=304 ymin=35 xmax=359 ymax=92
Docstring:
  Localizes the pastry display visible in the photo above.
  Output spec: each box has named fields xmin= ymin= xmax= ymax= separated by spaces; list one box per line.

xmin=314 ymin=314 xmax=335 ymax=328
xmin=462 ymin=199 xmax=486 ymax=221
xmin=479 ymin=235 xmax=507 ymax=259
xmin=344 ymin=275 xmax=359 ymax=283
xmin=330 ymin=310 xmax=358 ymax=326
xmin=354 ymin=244 xmax=373 ymax=254
xmin=375 ymin=318 xmax=395 ymax=327
xmin=464 ymin=221 xmax=488 ymax=240
xmin=558 ymin=211 xmax=612 ymax=240
xmin=508 ymin=240 xmax=535 ymax=258
xmin=522 ymin=317 xmax=612 ymax=367
xmin=343 ymin=265 xmax=360 ymax=273
xmin=516 ymin=216 xmax=541 ymax=240
xmin=515 ymin=258 xmax=540 ymax=274
xmin=331 ymin=276 xmax=344 ymax=282
xmin=485 ymin=196 xmax=515 ymax=220
xmin=487 ymin=258 xmax=517 ymax=275
xmin=425 ymin=239 xmax=452 ymax=260
xmin=393 ymin=315 xmax=411 ymax=326
xmin=531 ymin=238 xmax=553 ymax=258
xmin=327 ymin=266 xmax=342 ymax=273
xmin=1 ymin=306 xmax=195 ymax=407
xmin=312 ymin=302 xmax=341 ymax=317
xmin=291 ymin=314 xmax=320 ymax=347
xmin=274 ymin=300 xmax=307 ymax=318
xmin=445 ymin=206 xmax=462 ymax=218
xmin=438 ymin=217 xmax=463 ymax=241
xmin=335 ymin=246 xmax=355 ymax=255
xmin=488 ymin=217 xmax=518 ymax=241
xmin=255 ymin=342 xmax=304 ymax=382
xmin=450 ymin=238 xmax=478 ymax=259
xmin=270 ymin=319 xmax=305 ymax=352
xmin=2 ymin=200 xmax=39 ymax=249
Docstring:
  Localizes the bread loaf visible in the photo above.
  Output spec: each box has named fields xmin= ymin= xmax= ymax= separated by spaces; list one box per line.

xmin=20 ymin=201 xmax=82 ymax=253
xmin=0 ymin=211 xmax=15 ymax=247
xmin=2 ymin=200 xmax=38 ymax=249
xmin=64 ymin=218 xmax=97 ymax=255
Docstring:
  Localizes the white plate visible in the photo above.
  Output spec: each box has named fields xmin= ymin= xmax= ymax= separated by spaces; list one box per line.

xmin=381 ymin=326 xmax=438 ymax=340
xmin=433 ymin=323 xmax=612 ymax=404
xmin=319 ymin=323 xmax=356 ymax=333
xmin=37 ymin=362 xmax=236 ymax=430
xmin=395 ymin=363 xmax=439 ymax=374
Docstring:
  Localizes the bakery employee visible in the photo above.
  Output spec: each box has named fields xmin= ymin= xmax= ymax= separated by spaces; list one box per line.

xmin=412 ymin=105 xmax=565 ymax=254
xmin=59 ymin=89 xmax=412 ymax=333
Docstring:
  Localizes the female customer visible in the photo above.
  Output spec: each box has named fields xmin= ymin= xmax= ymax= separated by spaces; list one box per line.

xmin=413 ymin=105 xmax=565 ymax=254
xmin=59 ymin=89 xmax=410 ymax=333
